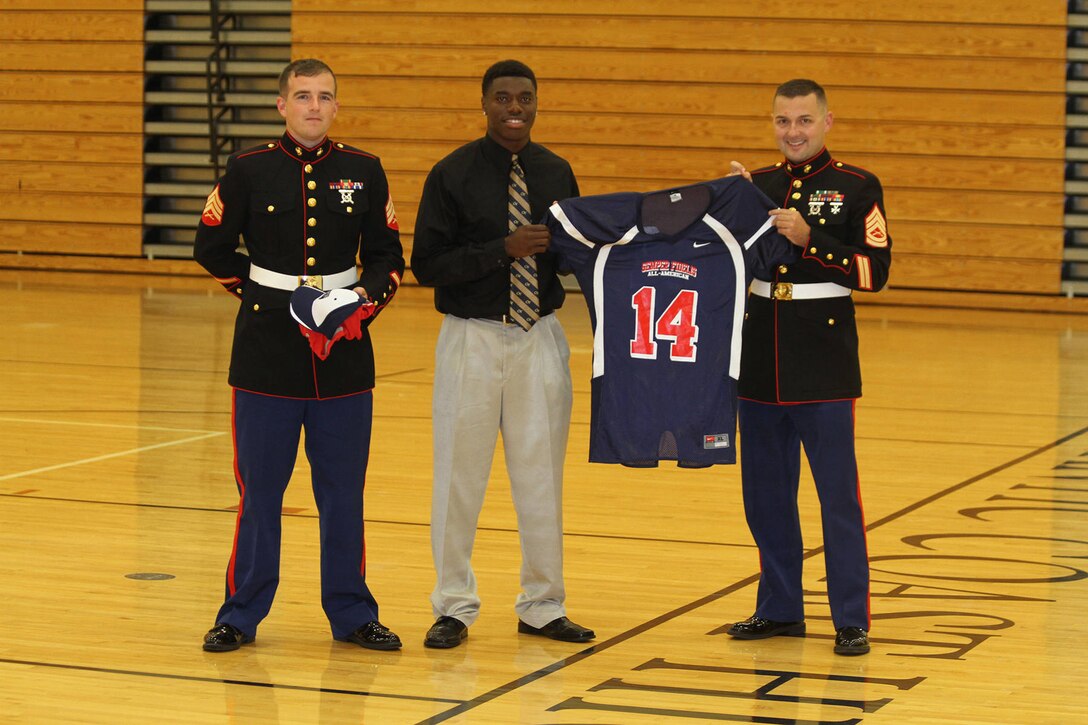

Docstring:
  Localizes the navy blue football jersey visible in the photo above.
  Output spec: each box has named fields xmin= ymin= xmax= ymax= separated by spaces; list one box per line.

xmin=546 ymin=175 xmax=796 ymax=467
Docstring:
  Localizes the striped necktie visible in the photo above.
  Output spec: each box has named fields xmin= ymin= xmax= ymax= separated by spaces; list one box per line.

xmin=508 ymin=154 xmax=540 ymax=331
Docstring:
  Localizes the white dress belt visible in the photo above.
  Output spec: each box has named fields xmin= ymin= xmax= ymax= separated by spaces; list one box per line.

xmin=248 ymin=263 xmax=358 ymax=291
xmin=750 ymin=279 xmax=852 ymax=301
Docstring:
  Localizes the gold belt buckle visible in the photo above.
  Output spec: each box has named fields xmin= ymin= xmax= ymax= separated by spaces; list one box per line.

xmin=300 ymin=274 xmax=323 ymax=290
xmin=772 ymin=282 xmax=793 ymax=300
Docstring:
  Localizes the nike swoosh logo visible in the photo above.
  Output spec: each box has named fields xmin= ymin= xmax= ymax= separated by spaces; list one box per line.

xmin=693 ymin=242 xmax=712 ymax=248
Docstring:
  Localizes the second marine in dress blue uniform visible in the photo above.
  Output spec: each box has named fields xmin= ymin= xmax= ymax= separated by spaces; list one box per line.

xmin=728 ymin=76 xmax=891 ymax=657
xmin=734 ymin=144 xmax=890 ymax=650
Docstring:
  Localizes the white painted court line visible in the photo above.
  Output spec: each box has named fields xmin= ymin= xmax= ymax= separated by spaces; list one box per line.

xmin=0 ymin=416 xmax=221 ymax=435
xmin=0 ymin=431 xmax=225 ymax=482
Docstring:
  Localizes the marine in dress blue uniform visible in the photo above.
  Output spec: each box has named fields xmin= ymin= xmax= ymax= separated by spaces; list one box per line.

xmin=726 ymin=79 xmax=891 ymax=655
xmin=546 ymin=176 xmax=796 ymax=467
xmin=193 ymin=60 xmax=405 ymax=652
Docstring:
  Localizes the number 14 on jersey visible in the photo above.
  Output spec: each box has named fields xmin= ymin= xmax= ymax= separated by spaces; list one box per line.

xmin=630 ymin=286 xmax=699 ymax=362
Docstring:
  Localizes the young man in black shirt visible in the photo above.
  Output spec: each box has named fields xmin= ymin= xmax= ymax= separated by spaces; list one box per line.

xmin=411 ymin=59 xmax=593 ymax=649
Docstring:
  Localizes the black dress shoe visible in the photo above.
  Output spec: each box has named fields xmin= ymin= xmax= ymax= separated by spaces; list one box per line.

xmin=340 ymin=620 xmax=402 ymax=651
xmin=518 ymin=616 xmax=595 ymax=642
xmin=424 ymin=616 xmax=468 ymax=649
xmin=834 ymin=626 xmax=870 ymax=655
xmin=203 ymin=623 xmax=254 ymax=652
xmin=726 ymin=615 xmax=806 ymax=639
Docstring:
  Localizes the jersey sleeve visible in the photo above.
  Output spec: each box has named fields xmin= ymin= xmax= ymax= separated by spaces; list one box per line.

xmin=726 ymin=178 xmax=800 ymax=279
xmin=543 ymin=199 xmax=600 ymax=276
xmin=746 ymin=228 xmax=800 ymax=280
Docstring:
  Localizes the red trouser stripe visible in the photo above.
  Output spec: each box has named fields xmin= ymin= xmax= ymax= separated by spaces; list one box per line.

xmin=226 ymin=388 xmax=246 ymax=596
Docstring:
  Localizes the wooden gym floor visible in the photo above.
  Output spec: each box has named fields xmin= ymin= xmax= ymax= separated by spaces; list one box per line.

xmin=1 ymin=271 xmax=1086 ymax=724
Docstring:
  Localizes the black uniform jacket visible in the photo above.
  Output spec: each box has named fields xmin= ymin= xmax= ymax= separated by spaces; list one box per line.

xmin=739 ymin=147 xmax=891 ymax=403
xmin=410 ymin=135 xmax=579 ymax=318
xmin=194 ymin=132 xmax=405 ymax=398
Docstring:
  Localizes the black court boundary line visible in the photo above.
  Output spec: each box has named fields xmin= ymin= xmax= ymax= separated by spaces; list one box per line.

xmin=0 ymin=493 xmax=760 ymax=550
xmin=0 ymin=657 xmax=463 ymax=706
xmin=415 ymin=425 xmax=1088 ymax=724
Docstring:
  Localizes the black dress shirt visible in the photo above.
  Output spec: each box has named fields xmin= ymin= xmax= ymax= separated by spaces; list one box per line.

xmin=411 ymin=134 xmax=579 ymax=318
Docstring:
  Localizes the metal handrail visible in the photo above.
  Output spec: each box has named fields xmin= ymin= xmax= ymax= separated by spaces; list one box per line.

xmin=204 ymin=0 xmax=235 ymax=179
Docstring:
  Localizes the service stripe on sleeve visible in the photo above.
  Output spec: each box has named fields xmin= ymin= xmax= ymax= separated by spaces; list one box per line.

xmin=855 ymin=255 xmax=873 ymax=290
xmin=385 ymin=193 xmax=399 ymax=230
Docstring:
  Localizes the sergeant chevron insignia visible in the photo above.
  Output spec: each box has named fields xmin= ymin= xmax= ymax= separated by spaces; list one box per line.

xmin=864 ymin=203 xmax=888 ymax=248
xmin=201 ymin=184 xmax=224 ymax=226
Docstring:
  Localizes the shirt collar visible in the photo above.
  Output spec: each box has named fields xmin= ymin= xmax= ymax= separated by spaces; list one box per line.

xmin=481 ymin=133 xmax=533 ymax=171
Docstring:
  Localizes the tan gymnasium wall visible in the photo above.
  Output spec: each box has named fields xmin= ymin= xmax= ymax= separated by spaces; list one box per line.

xmin=0 ymin=1 xmax=1069 ymax=302
xmin=0 ymin=1 xmax=145 ymax=271
xmin=296 ymin=0 xmax=1069 ymax=298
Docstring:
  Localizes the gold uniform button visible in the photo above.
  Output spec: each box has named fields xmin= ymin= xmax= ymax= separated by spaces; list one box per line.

xmin=304 ymin=164 xmax=313 ymax=173
xmin=842 ymin=258 xmax=849 ymax=265
xmin=809 ymin=247 xmax=817 ymax=254
xmin=252 ymin=304 xmax=260 ymax=312
xmin=819 ymin=218 xmax=826 ymax=225
xmin=778 ymin=265 xmax=788 ymax=274
xmin=337 ymin=143 xmax=344 ymax=148
xmin=826 ymin=253 xmax=833 ymax=260
xmin=828 ymin=318 xmax=836 ymax=326
xmin=267 ymin=205 xmax=275 ymax=212
xmin=346 ymin=206 xmax=353 ymax=213
xmin=307 ymin=257 xmax=316 ymax=266
xmin=307 ymin=237 xmax=316 ymax=247
xmin=836 ymin=162 xmax=844 ymax=167
xmin=744 ymin=312 xmax=749 ymax=320
xmin=236 ymin=287 xmax=243 ymax=294
xmin=308 ymin=218 xmax=317 ymax=227
xmin=307 ymin=198 xmax=317 ymax=207
xmin=792 ymin=179 xmax=802 ymax=188
xmin=774 ymin=161 xmax=783 ymax=167
xmin=307 ymin=181 xmax=316 ymax=190
xmin=266 ymin=143 xmax=275 ymax=148
xmin=791 ymin=192 xmax=801 ymax=200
